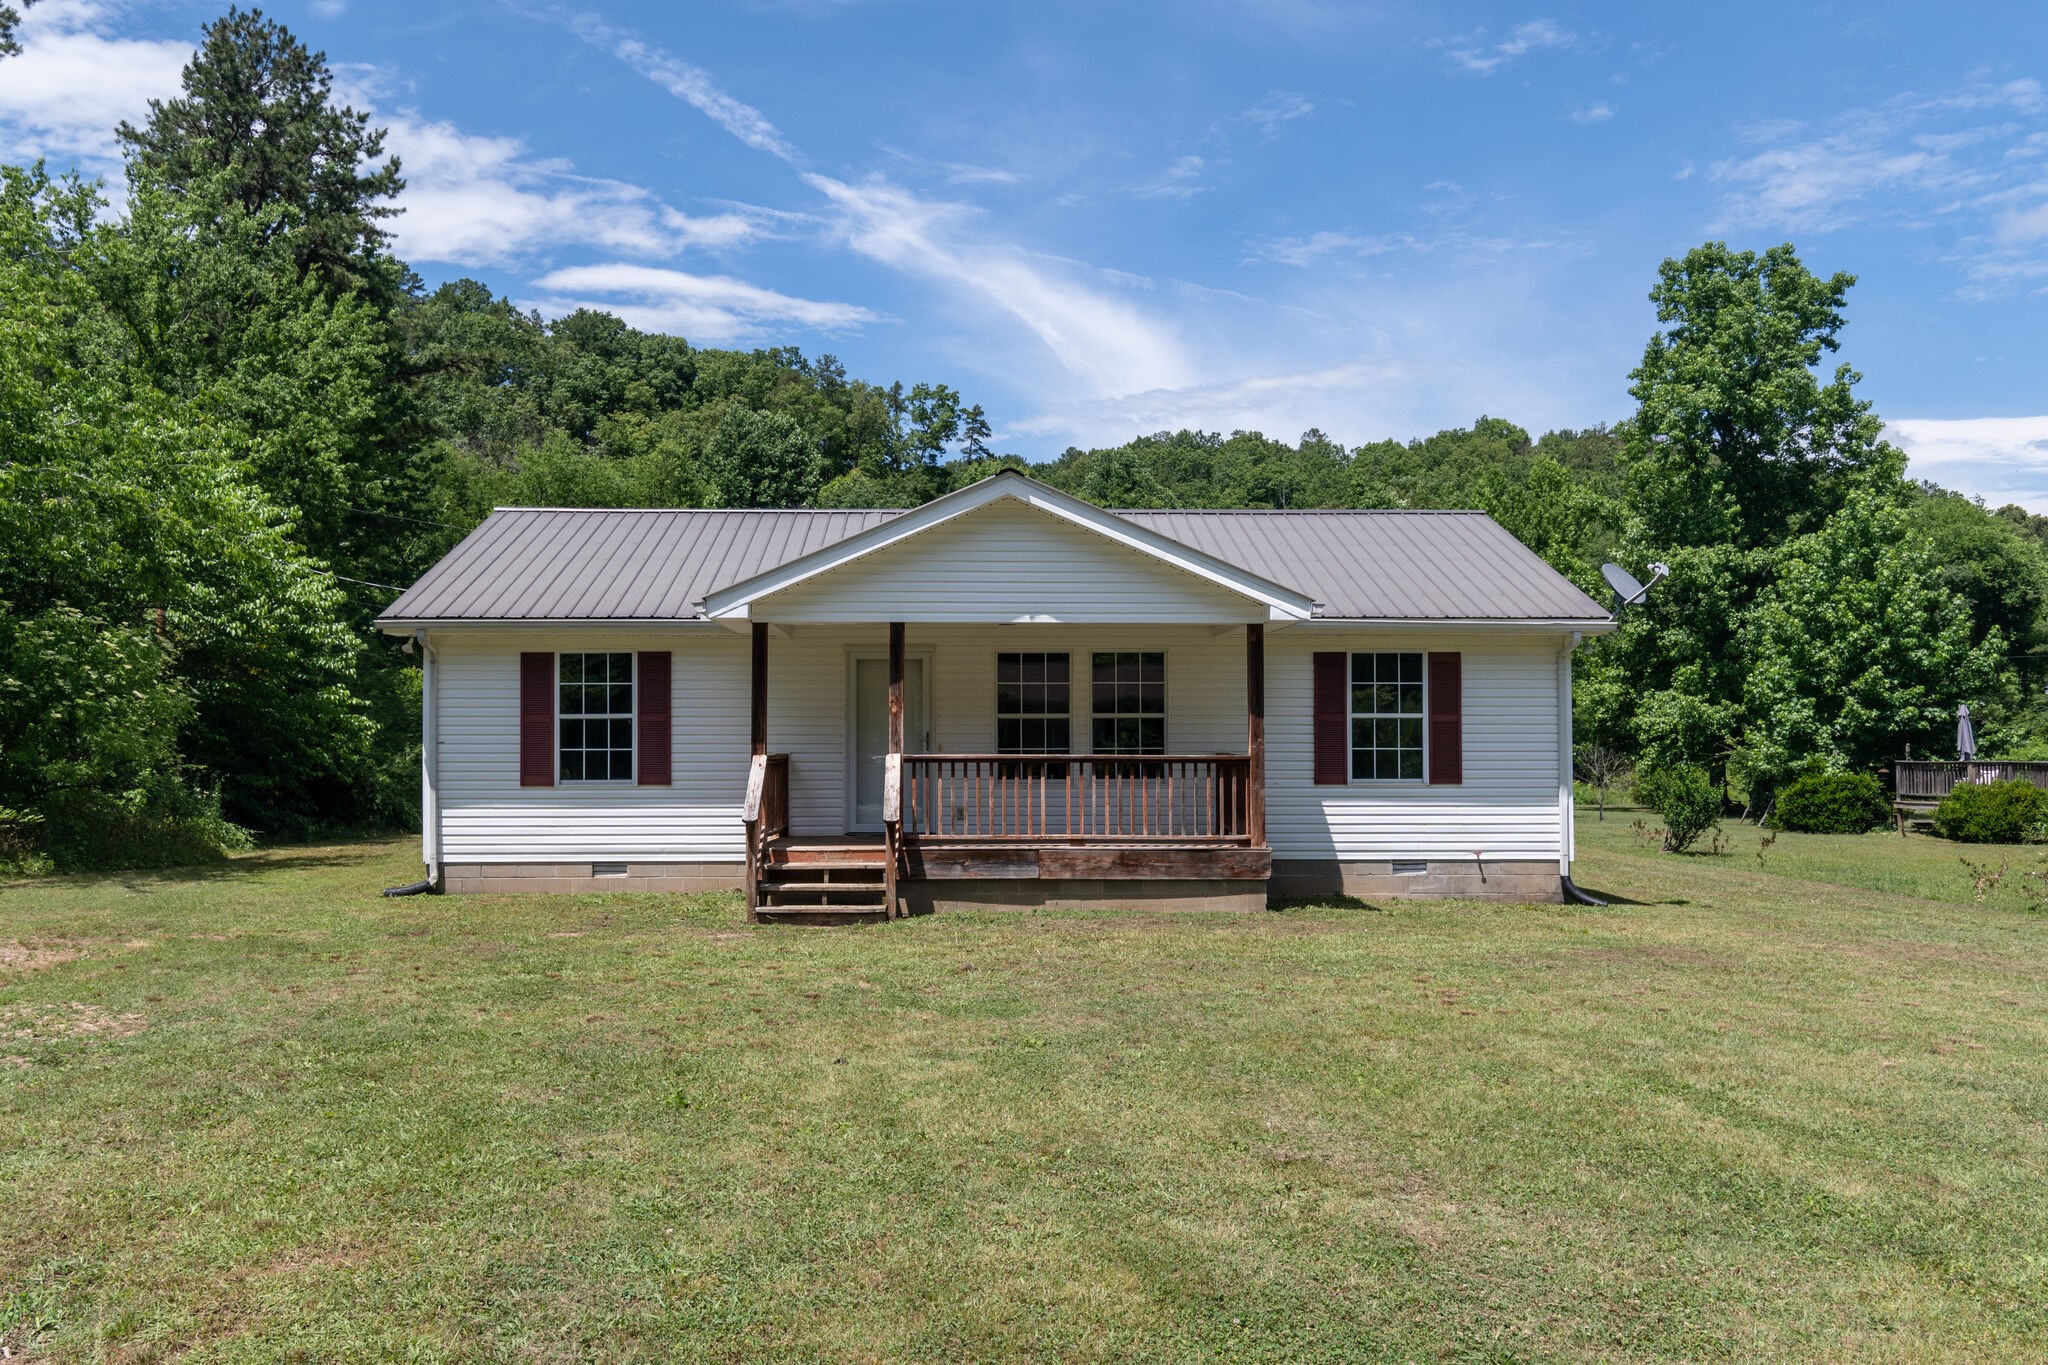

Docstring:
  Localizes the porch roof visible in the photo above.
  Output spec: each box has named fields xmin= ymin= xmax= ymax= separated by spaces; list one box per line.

xmin=376 ymin=471 xmax=1610 ymax=627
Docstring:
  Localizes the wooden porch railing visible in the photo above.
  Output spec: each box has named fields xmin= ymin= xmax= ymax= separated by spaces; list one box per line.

xmin=1895 ymin=759 xmax=2048 ymax=805
xmin=901 ymin=754 xmax=1256 ymax=843
xmin=742 ymin=752 xmax=789 ymax=919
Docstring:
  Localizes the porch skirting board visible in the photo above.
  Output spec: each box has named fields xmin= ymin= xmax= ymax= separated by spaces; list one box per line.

xmin=901 ymin=878 xmax=1267 ymax=915
xmin=1269 ymin=858 xmax=1563 ymax=903
xmin=440 ymin=862 xmax=742 ymax=895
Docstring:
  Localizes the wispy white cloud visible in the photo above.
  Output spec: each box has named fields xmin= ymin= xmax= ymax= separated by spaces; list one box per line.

xmin=1008 ymin=358 xmax=1412 ymax=443
xmin=805 ymin=173 xmax=1196 ymax=397
xmin=1709 ymin=79 xmax=2043 ymax=232
xmin=561 ymin=11 xmax=800 ymax=163
xmin=524 ymin=262 xmax=877 ymax=342
xmin=1438 ymin=19 xmax=1574 ymax=76
xmin=1889 ymin=416 xmax=2048 ymax=512
xmin=549 ymin=14 xmax=1198 ymax=400
xmin=1708 ymin=76 xmax=2048 ymax=296
xmin=380 ymin=112 xmax=775 ymax=267
xmin=1136 ymin=154 xmax=1209 ymax=199
xmin=0 ymin=0 xmax=188 ymax=170
xmin=1238 ymin=91 xmax=1315 ymax=138
xmin=309 ymin=0 xmax=349 ymax=16
xmin=1569 ymin=101 xmax=1616 ymax=125
xmin=1247 ymin=224 xmax=1573 ymax=268
xmin=875 ymin=144 xmax=1024 ymax=186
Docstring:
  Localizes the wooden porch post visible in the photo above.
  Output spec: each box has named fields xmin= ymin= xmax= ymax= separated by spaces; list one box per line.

xmin=746 ymin=621 xmax=768 ymax=921
xmin=751 ymin=622 xmax=768 ymax=759
xmin=886 ymin=622 xmax=905 ymax=916
xmin=1246 ymin=622 xmax=1266 ymax=847
xmin=888 ymin=622 xmax=905 ymax=756
xmin=1245 ymin=626 xmax=1261 ymax=847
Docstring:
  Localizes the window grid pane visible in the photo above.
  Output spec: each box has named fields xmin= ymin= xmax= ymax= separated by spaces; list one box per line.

xmin=559 ymin=652 xmax=634 ymax=782
xmin=1350 ymin=651 xmax=1424 ymax=781
xmin=996 ymin=653 xmax=1070 ymax=754
xmin=1090 ymin=652 xmax=1166 ymax=756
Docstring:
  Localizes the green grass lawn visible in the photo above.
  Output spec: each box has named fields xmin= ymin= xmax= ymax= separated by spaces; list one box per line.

xmin=3 ymin=823 xmax=2047 ymax=1363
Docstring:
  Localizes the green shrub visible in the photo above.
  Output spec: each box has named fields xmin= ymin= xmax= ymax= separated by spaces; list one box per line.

xmin=1932 ymin=779 xmax=2048 ymax=844
xmin=1636 ymin=763 xmax=1722 ymax=852
xmin=1771 ymin=771 xmax=1891 ymax=834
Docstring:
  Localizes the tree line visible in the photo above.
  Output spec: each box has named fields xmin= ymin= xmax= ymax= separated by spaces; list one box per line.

xmin=3 ymin=7 xmax=2042 ymax=868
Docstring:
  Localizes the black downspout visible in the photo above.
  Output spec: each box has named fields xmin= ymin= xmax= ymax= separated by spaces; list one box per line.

xmin=1560 ymin=873 xmax=1607 ymax=906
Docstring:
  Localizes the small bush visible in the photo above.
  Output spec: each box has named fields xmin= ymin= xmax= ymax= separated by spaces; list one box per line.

xmin=1771 ymin=771 xmax=1891 ymax=834
xmin=1933 ymin=780 xmax=2048 ymax=845
xmin=1636 ymin=763 xmax=1722 ymax=852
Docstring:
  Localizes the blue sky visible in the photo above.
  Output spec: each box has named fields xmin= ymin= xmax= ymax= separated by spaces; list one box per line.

xmin=6 ymin=1 xmax=2047 ymax=507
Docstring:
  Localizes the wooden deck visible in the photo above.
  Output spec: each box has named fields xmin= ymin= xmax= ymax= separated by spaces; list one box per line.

xmin=1893 ymin=760 xmax=2048 ymax=810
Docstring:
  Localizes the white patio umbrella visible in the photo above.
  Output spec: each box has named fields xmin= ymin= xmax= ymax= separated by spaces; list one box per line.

xmin=1957 ymin=702 xmax=1977 ymax=761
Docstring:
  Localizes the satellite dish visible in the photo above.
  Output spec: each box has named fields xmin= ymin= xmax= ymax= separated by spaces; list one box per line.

xmin=1601 ymin=561 xmax=1670 ymax=609
xmin=1601 ymin=563 xmax=1645 ymax=603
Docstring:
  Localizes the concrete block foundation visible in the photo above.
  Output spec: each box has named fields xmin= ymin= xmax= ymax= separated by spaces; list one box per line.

xmin=1269 ymin=858 xmax=1563 ymax=903
xmin=440 ymin=862 xmax=742 ymax=895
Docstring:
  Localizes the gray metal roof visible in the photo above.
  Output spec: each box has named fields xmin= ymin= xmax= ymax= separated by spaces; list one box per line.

xmin=378 ymin=509 xmax=899 ymax=622
xmin=1114 ymin=510 xmax=1609 ymax=621
xmin=378 ymin=500 xmax=1608 ymax=624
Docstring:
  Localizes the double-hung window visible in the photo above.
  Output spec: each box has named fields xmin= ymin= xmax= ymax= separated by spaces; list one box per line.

xmin=559 ymin=652 xmax=634 ymax=782
xmin=1351 ymin=651 xmax=1424 ymax=780
xmin=996 ymin=653 xmax=1071 ymax=755
xmin=1091 ymin=652 xmax=1166 ymax=765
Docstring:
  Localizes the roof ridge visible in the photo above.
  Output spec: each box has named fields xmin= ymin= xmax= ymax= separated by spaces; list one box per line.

xmin=1113 ymin=507 xmax=1489 ymax=515
xmin=488 ymin=506 xmax=908 ymax=514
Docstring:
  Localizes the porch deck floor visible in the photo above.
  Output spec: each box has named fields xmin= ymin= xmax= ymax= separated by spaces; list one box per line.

xmin=915 ymin=840 xmax=1263 ymax=850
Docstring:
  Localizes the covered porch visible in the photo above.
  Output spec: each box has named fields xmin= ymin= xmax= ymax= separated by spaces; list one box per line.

xmin=739 ymin=620 xmax=1271 ymax=919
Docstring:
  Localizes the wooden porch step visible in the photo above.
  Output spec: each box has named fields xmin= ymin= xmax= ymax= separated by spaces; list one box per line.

xmin=761 ymin=880 xmax=886 ymax=894
xmin=763 ymin=839 xmax=888 ymax=869
xmin=756 ymin=903 xmax=891 ymax=918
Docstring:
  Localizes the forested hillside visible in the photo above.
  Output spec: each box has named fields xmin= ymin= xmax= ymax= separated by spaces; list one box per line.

xmin=4 ymin=9 xmax=2044 ymax=869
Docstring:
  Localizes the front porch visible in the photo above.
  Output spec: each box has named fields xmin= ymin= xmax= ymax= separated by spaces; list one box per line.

xmin=740 ymin=621 xmax=1271 ymax=920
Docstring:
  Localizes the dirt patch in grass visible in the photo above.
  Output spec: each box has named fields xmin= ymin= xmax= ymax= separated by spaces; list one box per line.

xmin=2 ymin=1002 xmax=148 ymax=1041
xmin=0 ymin=940 xmax=85 ymax=972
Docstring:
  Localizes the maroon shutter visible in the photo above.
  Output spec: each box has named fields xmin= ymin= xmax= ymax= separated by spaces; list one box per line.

xmin=1427 ymin=651 xmax=1463 ymax=785
xmin=1312 ymin=651 xmax=1349 ymax=785
xmin=519 ymin=652 xmax=555 ymax=788
xmin=637 ymin=650 xmax=671 ymax=786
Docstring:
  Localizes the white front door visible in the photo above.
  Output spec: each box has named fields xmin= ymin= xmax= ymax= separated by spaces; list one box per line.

xmin=847 ymin=653 xmax=928 ymax=831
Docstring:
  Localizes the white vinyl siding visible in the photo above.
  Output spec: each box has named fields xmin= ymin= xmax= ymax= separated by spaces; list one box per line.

xmin=1268 ymin=630 xmax=1567 ymax=860
xmin=751 ymin=498 xmax=1265 ymax=624
xmin=434 ymin=629 xmax=749 ymax=862
xmin=427 ymin=623 xmax=1572 ymax=867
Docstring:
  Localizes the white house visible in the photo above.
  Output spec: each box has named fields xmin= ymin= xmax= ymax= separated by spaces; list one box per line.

xmin=376 ymin=470 xmax=1613 ymax=916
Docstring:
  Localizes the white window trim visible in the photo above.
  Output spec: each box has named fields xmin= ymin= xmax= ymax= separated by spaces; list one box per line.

xmin=1348 ymin=650 xmax=1428 ymax=785
xmin=556 ymin=650 xmax=637 ymax=786
xmin=1086 ymin=648 xmax=1170 ymax=757
xmin=995 ymin=650 xmax=1074 ymax=756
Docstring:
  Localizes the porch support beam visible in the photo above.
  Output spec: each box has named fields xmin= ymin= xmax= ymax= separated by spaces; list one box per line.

xmin=1247 ymin=622 xmax=1266 ymax=848
xmin=751 ymin=621 xmax=768 ymax=758
xmin=887 ymin=622 xmax=905 ymax=756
